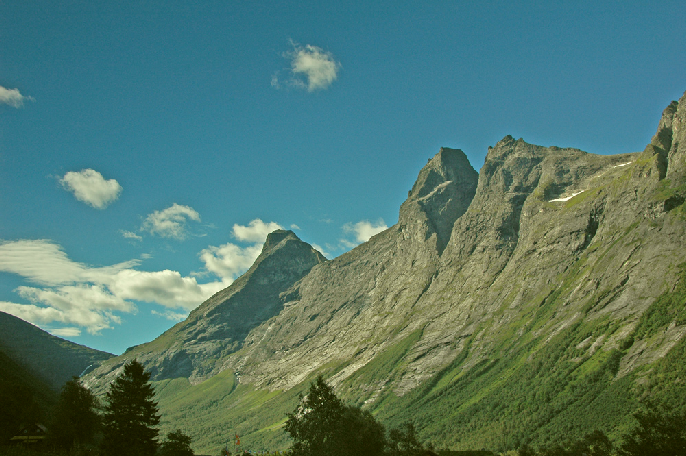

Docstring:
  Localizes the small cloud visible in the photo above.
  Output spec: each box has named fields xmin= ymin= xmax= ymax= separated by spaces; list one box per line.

xmin=343 ymin=219 xmax=388 ymax=243
xmin=290 ymin=224 xmax=301 ymax=230
xmin=142 ymin=203 xmax=201 ymax=240
xmin=151 ymin=309 xmax=187 ymax=322
xmin=49 ymin=327 xmax=82 ymax=337
xmin=60 ymin=169 xmax=122 ymax=209
xmin=121 ymin=230 xmax=142 ymax=241
xmin=232 ymin=219 xmax=283 ymax=243
xmin=311 ymin=243 xmax=330 ymax=259
xmin=273 ymin=41 xmax=341 ymax=92
xmin=0 ymin=85 xmax=34 ymax=108
xmin=198 ymin=218 xmax=284 ymax=283
xmin=199 ymin=242 xmax=262 ymax=283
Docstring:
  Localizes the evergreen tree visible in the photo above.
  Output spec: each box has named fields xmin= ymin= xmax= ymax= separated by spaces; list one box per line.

xmin=48 ymin=376 xmax=100 ymax=450
xmin=158 ymin=429 xmax=194 ymax=456
xmin=387 ymin=422 xmax=425 ymax=456
xmin=619 ymin=408 xmax=686 ymax=456
xmin=285 ymin=375 xmax=386 ymax=456
xmin=101 ymin=359 xmax=160 ymax=456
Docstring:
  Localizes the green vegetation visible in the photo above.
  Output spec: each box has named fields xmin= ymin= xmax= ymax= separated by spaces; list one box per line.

xmin=102 ymin=360 xmax=161 ymax=456
xmin=632 ymin=263 xmax=686 ymax=340
xmin=0 ymin=350 xmax=56 ymax=444
xmin=285 ymin=375 xmax=428 ymax=456
xmin=47 ymin=377 xmax=99 ymax=451
xmin=158 ymin=430 xmax=194 ymax=456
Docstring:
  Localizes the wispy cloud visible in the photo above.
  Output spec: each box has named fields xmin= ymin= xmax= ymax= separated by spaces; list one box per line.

xmin=311 ymin=243 xmax=330 ymax=258
xmin=142 ymin=203 xmax=201 ymax=240
xmin=49 ymin=327 xmax=82 ymax=337
xmin=60 ymin=169 xmax=122 ymax=209
xmin=151 ymin=309 xmax=187 ymax=322
xmin=0 ymin=240 xmax=139 ymax=286
xmin=272 ymin=41 xmax=341 ymax=92
xmin=121 ymin=230 xmax=143 ymax=241
xmin=0 ymin=218 xmax=285 ymax=335
xmin=0 ymin=239 xmax=224 ymax=335
xmin=0 ymin=85 xmax=34 ymax=108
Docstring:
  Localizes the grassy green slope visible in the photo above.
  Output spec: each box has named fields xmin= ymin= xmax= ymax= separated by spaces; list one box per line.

xmin=153 ymin=370 xmax=310 ymax=454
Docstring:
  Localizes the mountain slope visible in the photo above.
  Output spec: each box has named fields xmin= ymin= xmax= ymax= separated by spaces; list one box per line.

xmin=0 ymin=311 xmax=113 ymax=391
xmin=86 ymin=90 xmax=686 ymax=454
xmin=86 ymin=229 xmax=326 ymax=391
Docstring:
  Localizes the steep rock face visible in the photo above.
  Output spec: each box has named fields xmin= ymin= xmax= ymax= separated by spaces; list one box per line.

xmin=225 ymin=149 xmax=479 ymax=390
xmin=85 ymin=230 xmax=325 ymax=389
xmin=399 ymin=147 xmax=479 ymax=253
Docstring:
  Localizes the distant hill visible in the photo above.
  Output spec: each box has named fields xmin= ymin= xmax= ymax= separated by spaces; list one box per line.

xmin=85 ymin=89 xmax=686 ymax=454
xmin=0 ymin=348 xmax=57 ymax=442
xmin=0 ymin=311 xmax=113 ymax=391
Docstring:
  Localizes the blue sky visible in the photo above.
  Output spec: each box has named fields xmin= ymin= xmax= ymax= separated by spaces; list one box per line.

xmin=1 ymin=1 xmax=684 ymax=355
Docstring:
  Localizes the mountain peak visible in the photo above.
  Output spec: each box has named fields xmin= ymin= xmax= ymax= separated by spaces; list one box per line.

xmin=262 ymin=229 xmax=299 ymax=252
xmin=400 ymin=147 xmax=478 ymax=254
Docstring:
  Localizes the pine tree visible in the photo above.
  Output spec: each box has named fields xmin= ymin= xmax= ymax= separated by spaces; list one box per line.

xmin=158 ymin=429 xmax=194 ymax=456
xmin=101 ymin=360 xmax=160 ymax=456
xmin=285 ymin=375 xmax=386 ymax=456
xmin=48 ymin=376 xmax=100 ymax=450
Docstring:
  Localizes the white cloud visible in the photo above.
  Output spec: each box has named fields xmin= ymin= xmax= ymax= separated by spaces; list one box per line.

xmin=200 ymin=242 xmax=263 ymax=283
xmin=151 ymin=309 xmax=187 ymax=322
xmin=0 ymin=238 xmax=225 ymax=334
xmin=343 ymin=219 xmax=388 ymax=243
xmin=291 ymin=224 xmax=301 ymax=230
xmin=0 ymin=85 xmax=33 ymax=108
xmin=142 ymin=203 xmax=201 ymax=240
xmin=0 ymin=239 xmax=139 ymax=286
xmin=18 ymin=284 xmax=133 ymax=314
xmin=232 ymin=219 xmax=283 ymax=243
xmin=0 ymin=218 xmax=285 ymax=336
xmin=107 ymin=269 xmax=224 ymax=310
xmin=121 ymin=230 xmax=142 ymax=241
xmin=273 ymin=42 xmax=341 ymax=92
xmin=16 ymin=285 xmax=133 ymax=334
xmin=49 ymin=327 xmax=82 ymax=337
xmin=311 ymin=243 xmax=330 ymax=259
xmin=0 ymin=301 xmax=64 ymax=325
xmin=60 ymin=169 xmax=122 ymax=209
xmin=198 ymin=218 xmax=284 ymax=283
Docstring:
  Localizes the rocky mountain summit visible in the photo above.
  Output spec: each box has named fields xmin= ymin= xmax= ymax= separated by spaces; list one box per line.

xmin=85 ymin=90 xmax=686 ymax=453
xmin=88 ymin=229 xmax=325 ymax=389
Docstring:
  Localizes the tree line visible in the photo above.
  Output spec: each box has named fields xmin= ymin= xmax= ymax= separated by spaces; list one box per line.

xmin=284 ymin=376 xmax=686 ymax=456
xmin=3 ymin=365 xmax=685 ymax=456
xmin=1 ymin=359 xmax=192 ymax=456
